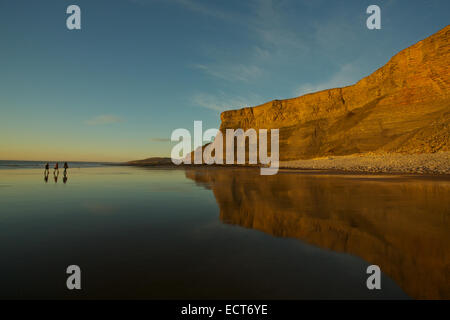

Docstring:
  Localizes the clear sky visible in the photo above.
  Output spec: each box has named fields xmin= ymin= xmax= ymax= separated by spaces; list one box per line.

xmin=0 ymin=0 xmax=449 ymax=162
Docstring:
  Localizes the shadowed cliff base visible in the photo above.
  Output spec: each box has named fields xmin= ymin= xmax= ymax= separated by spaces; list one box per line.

xmin=185 ymin=168 xmax=450 ymax=299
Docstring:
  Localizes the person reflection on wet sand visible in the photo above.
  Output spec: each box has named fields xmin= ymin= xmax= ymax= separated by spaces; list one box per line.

xmin=53 ymin=169 xmax=59 ymax=183
xmin=44 ymin=171 xmax=49 ymax=183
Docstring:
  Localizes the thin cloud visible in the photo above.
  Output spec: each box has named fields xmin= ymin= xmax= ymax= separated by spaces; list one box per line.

xmin=174 ymin=0 xmax=236 ymax=21
xmin=249 ymin=0 xmax=309 ymax=52
xmin=193 ymin=63 xmax=263 ymax=82
xmin=172 ymin=0 xmax=308 ymax=52
xmin=85 ymin=115 xmax=123 ymax=125
xmin=132 ymin=0 xmax=369 ymax=100
xmin=294 ymin=64 xmax=364 ymax=97
xmin=129 ymin=0 xmax=241 ymax=21
xmin=174 ymin=0 xmax=309 ymax=82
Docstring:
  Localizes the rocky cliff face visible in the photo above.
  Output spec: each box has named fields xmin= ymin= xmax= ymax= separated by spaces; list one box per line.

xmin=219 ymin=25 xmax=450 ymax=160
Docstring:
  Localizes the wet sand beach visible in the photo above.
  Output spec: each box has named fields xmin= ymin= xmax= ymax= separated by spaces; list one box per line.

xmin=0 ymin=165 xmax=448 ymax=299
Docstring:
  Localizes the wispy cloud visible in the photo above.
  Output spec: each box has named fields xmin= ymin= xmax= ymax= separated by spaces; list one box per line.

xmin=249 ymin=0 xmax=308 ymax=52
xmin=174 ymin=0 xmax=236 ymax=21
xmin=85 ymin=115 xmax=123 ymax=125
xmin=294 ymin=64 xmax=364 ymax=97
xmin=193 ymin=63 xmax=263 ymax=82
xmin=172 ymin=0 xmax=308 ymax=51
xmin=191 ymin=92 xmax=261 ymax=112
xmin=129 ymin=0 xmax=241 ymax=21
xmin=173 ymin=0 xmax=309 ymax=82
xmin=131 ymin=0 xmax=370 ymax=99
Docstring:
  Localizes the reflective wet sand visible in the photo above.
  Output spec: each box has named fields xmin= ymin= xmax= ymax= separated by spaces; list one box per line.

xmin=0 ymin=167 xmax=447 ymax=299
xmin=186 ymin=168 xmax=450 ymax=299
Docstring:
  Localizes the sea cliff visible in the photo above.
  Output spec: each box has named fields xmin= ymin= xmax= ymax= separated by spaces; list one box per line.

xmin=219 ymin=26 xmax=450 ymax=161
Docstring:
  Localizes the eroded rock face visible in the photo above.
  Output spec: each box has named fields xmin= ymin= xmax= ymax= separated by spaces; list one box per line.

xmin=185 ymin=168 xmax=450 ymax=299
xmin=219 ymin=25 xmax=450 ymax=160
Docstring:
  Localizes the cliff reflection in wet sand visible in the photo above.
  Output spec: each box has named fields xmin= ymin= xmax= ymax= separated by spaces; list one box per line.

xmin=185 ymin=168 xmax=450 ymax=299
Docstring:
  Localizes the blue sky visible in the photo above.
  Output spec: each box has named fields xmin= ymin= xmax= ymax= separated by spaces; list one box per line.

xmin=0 ymin=0 xmax=449 ymax=161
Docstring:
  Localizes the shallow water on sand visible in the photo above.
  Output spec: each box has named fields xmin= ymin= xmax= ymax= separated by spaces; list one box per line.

xmin=0 ymin=166 xmax=448 ymax=299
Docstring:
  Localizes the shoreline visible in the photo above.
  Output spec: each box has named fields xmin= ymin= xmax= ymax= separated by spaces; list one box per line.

xmin=124 ymin=152 xmax=450 ymax=176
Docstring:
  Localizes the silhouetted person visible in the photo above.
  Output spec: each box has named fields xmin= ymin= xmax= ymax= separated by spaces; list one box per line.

xmin=44 ymin=163 xmax=50 ymax=175
xmin=63 ymin=162 xmax=69 ymax=176
xmin=54 ymin=162 xmax=59 ymax=175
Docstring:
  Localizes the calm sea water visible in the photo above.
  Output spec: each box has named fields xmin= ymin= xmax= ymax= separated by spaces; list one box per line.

xmin=0 ymin=160 xmax=110 ymax=169
xmin=0 ymin=164 xmax=448 ymax=299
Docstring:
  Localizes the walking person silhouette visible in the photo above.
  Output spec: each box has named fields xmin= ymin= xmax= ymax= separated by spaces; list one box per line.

xmin=44 ymin=162 xmax=50 ymax=175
